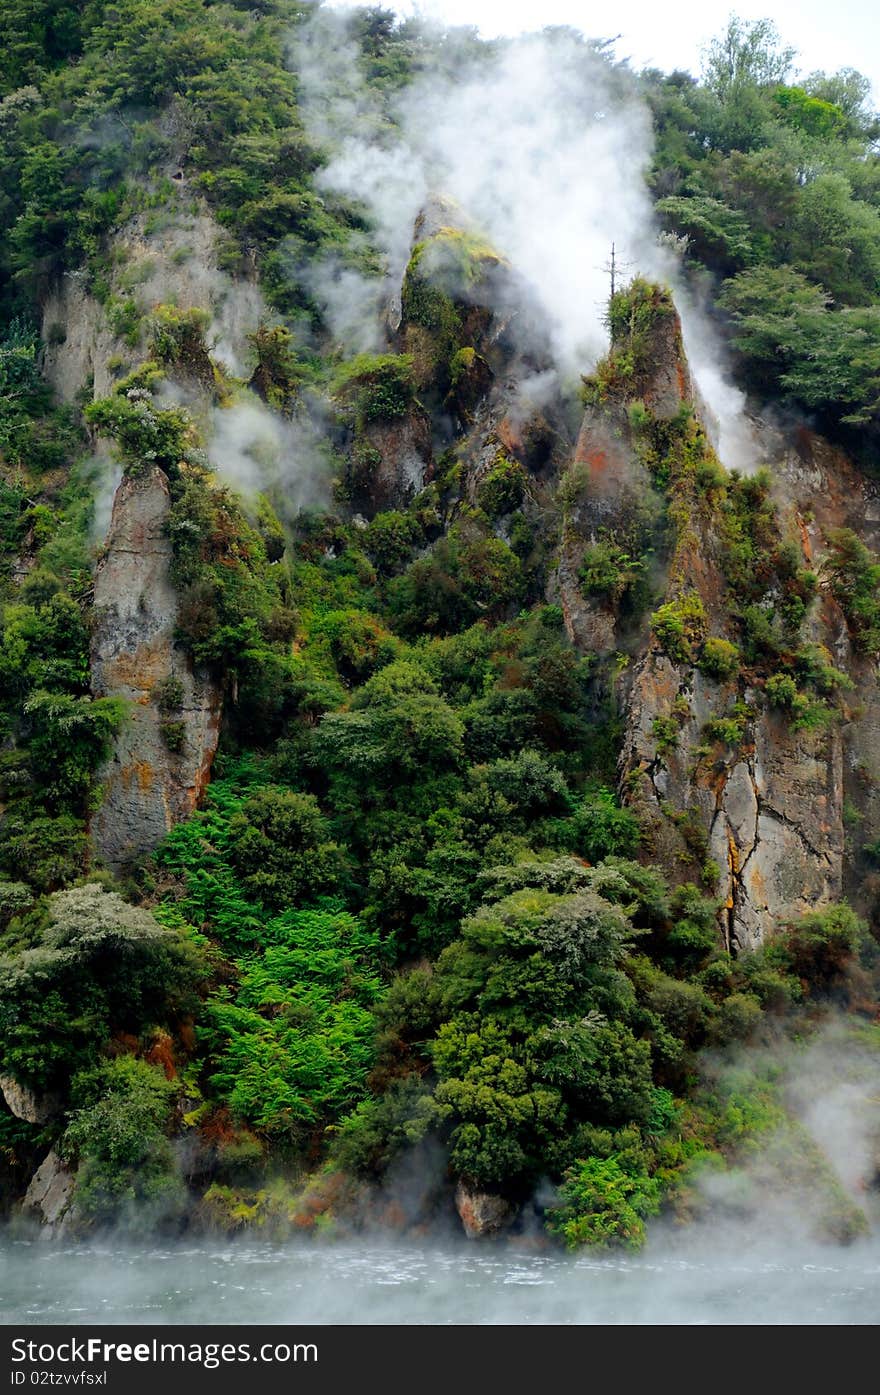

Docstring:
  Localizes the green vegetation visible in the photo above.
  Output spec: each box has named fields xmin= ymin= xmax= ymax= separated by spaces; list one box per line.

xmin=698 ymin=636 xmax=740 ymax=681
xmin=823 ymin=528 xmax=880 ymax=654
xmin=0 ymin=5 xmax=879 ymax=1254
xmin=580 ymin=539 xmax=650 ymax=616
xmin=0 ymin=884 xmax=205 ymax=1091
xmin=333 ymin=354 xmax=417 ymax=424
xmin=647 ymin=14 xmax=880 ymax=434
xmin=650 ymin=593 xmax=706 ymax=663
xmin=62 ymin=1056 xmax=185 ymax=1231
xmin=477 ymin=454 xmax=526 ymax=518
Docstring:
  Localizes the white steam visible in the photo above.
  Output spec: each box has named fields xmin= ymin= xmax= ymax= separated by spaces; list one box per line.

xmin=688 ymin=1019 xmax=880 ymax=1246
xmin=207 ymin=394 xmax=333 ymax=519
xmin=298 ymin=248 xmax=387 ymax=354
xmin=677 ymin=282 xmax=762 ymax=473
xmin=293 ymin=7 xmax=758 ymax=468
xmin=86 ymin=452 xmax=123 ymax=545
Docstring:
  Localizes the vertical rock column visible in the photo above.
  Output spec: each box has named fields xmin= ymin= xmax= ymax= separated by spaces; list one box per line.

xmin=90 ymin=466 xmax=221 ymax=870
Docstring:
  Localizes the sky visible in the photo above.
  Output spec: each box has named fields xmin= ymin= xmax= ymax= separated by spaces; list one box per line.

xmin=324 ymin=0 xmax=880 ymax=99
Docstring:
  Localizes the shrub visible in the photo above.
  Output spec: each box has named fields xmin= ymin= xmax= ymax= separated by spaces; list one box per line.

xmin=765 ymin=672 xmax=797 ymax=707
xmin=388 ymin=530 xmax=523 ymax=636
xmin=85 ymin=391 xmax=195 ymax=479
xmin=776 ymin=904 xmax=865 ymax=993
xmin=793 ymin=644 xmax=852 ymax=695
xmin=716 ymin=991 xmax=763 ymax=1042
xmin=580 ymin=540 xmax=649 ymax=610
xmin=547 ymin=1155 xmax=661 ymax=1250
xmin=362 ymin=511 xmax=423 ymax=575
xmin=703 ymin=714 xmax=746 ymax=746
xmin=62 ymin=1056 xmax=185 ymax=1230
xmin=698 ymin=636 xmax=740 ymax=680
xmin=652 ymin=715 xmax=680 ymax=759
xmin=477 ymin=455 xmax=526 ymax=518
xmin=159 ymin=719 xmax=186 ymax=752
xmin=651 ymin=593 xmax=706 ymax=663
xmin=247 ymin=324 xmax=301 ymax=409
xmin=0 ymin=814 xmax=89 ymax=892
xmin=227 ymin=788 xmax=343 ymax=911
xmin=0 ymin=885 xmax=205 ymax=1091
xmin=150 ymin=305 xmax=213 ymax=384
xmin=333 ymin=354 xmax=416 ymax=423
xmin=790 ymin=694 xmax=833 ymax=733
xmin=332 ymin=1075 xmax=431 ymax=1177
xmin=546 ymin=785 xmax=641 ymax=863
xmin=824 ymin=529 xmax=880 ymax=653
xmin=153 ymin=675 xmax=185 ymax=712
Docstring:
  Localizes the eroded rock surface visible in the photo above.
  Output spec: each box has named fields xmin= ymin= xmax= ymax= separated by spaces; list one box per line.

xmin=90 ymin=467 xmax=221 ymax=870
xmin=42 ymin=201 xmax=266 ymax=405
xmin=351 ymin=409 xmax=434 ymax=515
xmin=23 ymin=1151 xmax=75 ymax=1230
xmin=560 ymin=290 xmax=871 ymax=948
xmin=454 ymin=1181 xmax=516 ymax=1238
xmin=0 ymin=1075 xmax=59 ymax=1125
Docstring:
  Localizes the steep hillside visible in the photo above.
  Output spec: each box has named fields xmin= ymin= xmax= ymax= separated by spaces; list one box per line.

xmin=1 ymin=3 xmax=879 ymax=1246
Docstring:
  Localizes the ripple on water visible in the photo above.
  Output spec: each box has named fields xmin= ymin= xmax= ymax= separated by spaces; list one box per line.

xmin=3 ymin=1233 xmax=880 ymax=1324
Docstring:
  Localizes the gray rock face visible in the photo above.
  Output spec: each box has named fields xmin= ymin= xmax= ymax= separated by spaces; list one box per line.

xmin=708 ymin=717 xmax=843 ymax=953
xmin=23 ymin=1151 xmax=75 ymax=1229
xmin=90 ymin=466 xmax=221 ymax=870
xmin=562 ymin=303 xmax=864 ymax=949
xmin=0 ymin=1075 xmax=58 ymax=1124
xmin=550 ymin=413 xmax=654 ymax=655
xmin=621 ymin=643 xmax=846 ymax=952
xmin=454 ymin=1181 xmax=516 ymax=1238
xmin=353 ymin=410 xmax=434 ymax=516
xmin=42 ymin=202 xmax=267 ymax=405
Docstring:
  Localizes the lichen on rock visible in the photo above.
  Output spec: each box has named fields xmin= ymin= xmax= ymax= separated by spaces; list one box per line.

xmin=89 ymin=466 xmax=221 ymax=870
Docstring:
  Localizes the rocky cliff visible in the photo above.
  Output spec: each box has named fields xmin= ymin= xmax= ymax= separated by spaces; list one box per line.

xmin=551 ymin=282 xmax=880 ymax=949
xmin=39 ymin=187 xmax=880 ymax=926
xmin=90 ymin=466 xmax=221 ymax=870
xmin=36 ymin=192 xmax=270 ymax=869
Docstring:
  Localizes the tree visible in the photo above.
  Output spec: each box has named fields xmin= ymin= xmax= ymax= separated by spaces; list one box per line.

xmin=790 ymin=172 xmax=880 ymax=304
xmin=719 ymin=267 xmax=880 ymax=424
xmin=313 ymin=660 xmax=465 ymax=788
xmin=227 ymin=787 xmax=343 ymax=910
xmin=702 ymin=16 xmax=795 ymax=96
xmin=803 ymin=68 xmax=878 ymax=134
xmin=62 ymin=1056 xmax=185 ymax=1231
xmin=0 ymin=884 xmax=205 ymax=1090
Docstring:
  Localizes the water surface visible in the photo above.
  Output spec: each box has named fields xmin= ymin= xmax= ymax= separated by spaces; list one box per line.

xmin=3 ymin=1232 xmax=879 ymax=1324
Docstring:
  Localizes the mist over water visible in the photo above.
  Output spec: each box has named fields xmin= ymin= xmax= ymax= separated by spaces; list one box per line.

xmin=3 ymin=1230 xmax=879 ymax=1324
xmin=6 ymin=1020 xmax=876 ymax=1325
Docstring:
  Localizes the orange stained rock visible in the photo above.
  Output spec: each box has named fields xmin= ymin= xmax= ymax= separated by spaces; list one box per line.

xmin=707 ymin=763 xmax=729 ymax=800
xmin=796 ymin=512 xmax=813 ymax=564
xmin=109 ymin=642 xmax=168 ymax=689
xmin=748 ymin=862 xmax=766 ymax=901
xmin=726 ymin=830 xmax=740 ymax=884
xmin=134 ymin=760 xmax=154 ymax=793
xmin=497 ymin=417 xmax=522 ymax=455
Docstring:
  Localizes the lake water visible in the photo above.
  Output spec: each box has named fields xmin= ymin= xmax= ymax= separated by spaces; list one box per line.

xmin=2 ymin=1230 xmax=879 ymax=1324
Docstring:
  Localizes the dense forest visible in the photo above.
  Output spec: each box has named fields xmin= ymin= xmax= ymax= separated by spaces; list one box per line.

xmin=1 ymin=0 xmax=879 ymax=1247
